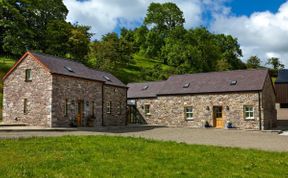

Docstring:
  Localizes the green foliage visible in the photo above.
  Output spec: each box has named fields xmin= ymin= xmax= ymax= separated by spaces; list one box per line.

xmin=267 ymin=57 xmax=285 ymax=71
xmin=0 ymin=0 xmax=68 ymax=55
xmin=144 ymin=2 xmax=185 ymax=31
xmin=246 ymin=56 xmax=262 ymax=69
xmin=0 ymin=136 xmax=287 ymax=177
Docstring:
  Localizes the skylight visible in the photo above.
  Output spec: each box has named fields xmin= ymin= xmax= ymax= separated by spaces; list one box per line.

xmin=64 ymin=66 xmax=74 ymax=73
xmin=142 ymin=85 xmax=149 ymax=90
xmin=103 ymin=75 xmax=111 ymax=81
xmin=183 ymin=83 xmax=190 ymax=88
xmin=230 ymin=80 xmax=237 ymax=85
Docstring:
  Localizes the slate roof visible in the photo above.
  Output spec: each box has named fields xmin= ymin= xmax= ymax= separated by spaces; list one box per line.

xmin=3 ymin=51 xmax=126 ymax=88
xmin=127 ymin=81 xmax=165 ymax=99
xmin=127 ymin=69 xmax=269 ymax=98
xmin=275 ymin=69 xmax=288 ymax=84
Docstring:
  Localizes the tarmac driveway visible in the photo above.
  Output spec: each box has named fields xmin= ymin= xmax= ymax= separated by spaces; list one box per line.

xmin=0 ymin=127 xmax=288 ymax=152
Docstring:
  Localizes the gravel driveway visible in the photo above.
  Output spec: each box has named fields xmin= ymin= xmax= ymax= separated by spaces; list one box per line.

xmin=0 ymin=127 xmax=287 ymax=152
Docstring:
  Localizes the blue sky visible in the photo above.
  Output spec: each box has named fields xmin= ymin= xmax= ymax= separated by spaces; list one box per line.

xmin=64 ymin=0 xmax=288 ymax=67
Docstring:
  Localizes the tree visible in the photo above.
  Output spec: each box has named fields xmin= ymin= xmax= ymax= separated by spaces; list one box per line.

xmin=267 ymin=57 xmax=285 ymax=71
xmin=246 ymin=56 xmax=261 ymax=69
xmin=68 ymin=24 xmax=92 ymax=62
xmin=0 ymin=0 xmax=68 ymax=55
xmin=144 ymin=2 xmax=185 ymax=31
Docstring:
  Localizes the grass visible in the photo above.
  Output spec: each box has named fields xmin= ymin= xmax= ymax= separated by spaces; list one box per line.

xmin=0 ymin=136 xmax=287 ymax=178
xmin=116 ymin=54 xmax=173 ymax=83
xmin=0 ymin=56 xmax=16 ymax=121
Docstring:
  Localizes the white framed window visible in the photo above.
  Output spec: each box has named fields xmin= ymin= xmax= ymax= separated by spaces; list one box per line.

xmin=185 ymin=106 xmax=193 ymax=120
xmin=107 ymin=101 xmax=111 ymax=114
xmin=244 ymin=105 xmax=254 ymax=120
xmin=144 ymin=104 xmax=150 ymax=115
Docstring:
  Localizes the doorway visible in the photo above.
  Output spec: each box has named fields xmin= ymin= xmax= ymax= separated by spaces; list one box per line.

xmin=213 ymin=106 xmax=224 ymax=128
xmin=77 ymin=100 xmax=84 ymax=127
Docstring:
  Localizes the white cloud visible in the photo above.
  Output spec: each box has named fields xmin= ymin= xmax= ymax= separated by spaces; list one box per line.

xmin=63 ymin=0 xmax=225 ymax=39
xmin=211 ymin=2 xmax=288 ymax=67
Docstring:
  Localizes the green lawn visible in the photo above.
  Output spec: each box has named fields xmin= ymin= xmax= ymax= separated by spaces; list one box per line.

xmin=0 ymin=136 xmax=287 ymax=178
xmin=0 ymin=56 xmax=16 ymax=121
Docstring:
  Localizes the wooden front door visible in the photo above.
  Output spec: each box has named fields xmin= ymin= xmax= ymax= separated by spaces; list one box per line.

xmin=77 ymin=100 xmax=84 ymax=127
xmin=213 ymin=106 xmax=224 ymax=128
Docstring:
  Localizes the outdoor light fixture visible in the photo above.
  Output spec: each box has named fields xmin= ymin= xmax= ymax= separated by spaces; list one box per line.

xmin=206 ymin=106 xmax=210 ymax=110
xmin=226 ymin=106 xmax=230 ymax=110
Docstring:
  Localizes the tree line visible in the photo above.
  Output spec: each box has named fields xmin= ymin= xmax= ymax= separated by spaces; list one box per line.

xmin=0 ymin=1 xmax=284 ymax=81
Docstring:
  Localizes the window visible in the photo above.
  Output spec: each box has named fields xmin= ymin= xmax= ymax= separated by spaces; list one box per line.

xmin=280 ymin=103 xmax=288 ymax=108
xmin=244 ymin=106 xmax=254 ymax=120
xmin=25 ymin=69 xmax=32 ymax=82
xmin=118 ymin=102 xmax=122 ymax=115
xmin=144 ymin=104 xmax=150 ymax=115
xmin=91 ymin=101 xmax=95 ymax=117
xmin=107 ymin=101 xmax=111 ymax=114
xmin=185 ymin=106 xmax=193 ymax=120
xmin=24 ymin=99 xmax=28 ymax=114
xmin=64 ymin=99 xmax=68 ymax=116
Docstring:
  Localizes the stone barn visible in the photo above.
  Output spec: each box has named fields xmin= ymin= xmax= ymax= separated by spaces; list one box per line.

xmin=127 ymin=69 xmax=276 ymax=130
xmin=2 ymin=51 xmax=127 ymax=127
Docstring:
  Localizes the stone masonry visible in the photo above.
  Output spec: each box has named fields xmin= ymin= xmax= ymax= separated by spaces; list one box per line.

xmin=3 ymin=55 xmax=52 ymax=127
xmin=2 ymin=53 xmax=128 ymax=127
xmin=103 ymin=85 xmax=127 ymax=126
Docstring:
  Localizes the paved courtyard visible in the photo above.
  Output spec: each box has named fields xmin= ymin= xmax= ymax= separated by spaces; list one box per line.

xmin=0 ymin=127 xmax=287 ymax=152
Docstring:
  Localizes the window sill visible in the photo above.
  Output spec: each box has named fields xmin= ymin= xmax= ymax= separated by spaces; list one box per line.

xmin=25 ymin=80 xmax=32 ymax=82
xmin=245 ymin=118 xmax=255 ymax=121
xmin=145 ymin=113 xmax=151 ymax=116
xmin=186 ymin=118 xmax=194 ymax=121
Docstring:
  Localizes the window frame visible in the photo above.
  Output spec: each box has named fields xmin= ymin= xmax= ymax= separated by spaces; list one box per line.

xmin=144 ymin=104 xmax=150 ymax=115
xmin=25 ymin=69 xmax=32 ymax=82
xmin=244 ymin=105 xmax=254 ymax=120
xmin=184 ymin=106 xmax=193 ymax=120
xmin=91 ymin=101 xmax=95 ymax=117
xmin=107 ymin=101 xmax=111 ymax=114
xmin=64 ymin=99 xmax=68 ymax=116
xmin=24 ymin=98 xmax=28 ymax=114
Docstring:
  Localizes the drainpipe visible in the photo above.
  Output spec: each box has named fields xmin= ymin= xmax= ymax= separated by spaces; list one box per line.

xmin=101 ymin=84 xmax=104 ymax=126
xmin=258 ymin=92 xmax=262 ymax=130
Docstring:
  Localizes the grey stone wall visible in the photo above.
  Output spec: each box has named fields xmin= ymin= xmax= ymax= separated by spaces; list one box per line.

xmin=262 ymin=75 xmax=277 ymax=129
xmin=51 ymin=75 xmax=103 ymax=127
xmin=135 ymin=92 xmax=262 ymax=129
xmin=103 ymin=85 xmax=127 ymax=126
xmin=3 ymin=55 xmax=52 ymax=127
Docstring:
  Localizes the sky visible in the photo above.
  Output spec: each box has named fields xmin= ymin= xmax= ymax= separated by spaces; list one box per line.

xmin=63 ymin=0 xmax=288 ymax=67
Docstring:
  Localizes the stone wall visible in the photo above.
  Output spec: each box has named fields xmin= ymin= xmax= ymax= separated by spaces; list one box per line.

xmin=103 ymin=85 xmax=127 ymax=126
xmin=52 ymin=75 xmax=103 ymax=127
xmin=262 ymin=75 xmax=277 ymax=129
xmin=135 ymin=92 xmax=262 ymax=129
xmin=3 ymin=55 xmax=52 ymax=127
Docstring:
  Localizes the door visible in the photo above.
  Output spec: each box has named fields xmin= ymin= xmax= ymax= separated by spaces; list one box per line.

xmin=213 ymin=106 xmax=224 ymax=128
xmin=77 ymin=100 xmax=84 ymax=127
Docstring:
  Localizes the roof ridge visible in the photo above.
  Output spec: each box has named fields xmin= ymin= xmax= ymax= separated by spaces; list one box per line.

xmin=128 ymin=80 xmax=166 ymax=85
xmin=169 ymin=68 xmax=268 ymax=78
xmin=30 ymin=51 xmax=86 ymax=66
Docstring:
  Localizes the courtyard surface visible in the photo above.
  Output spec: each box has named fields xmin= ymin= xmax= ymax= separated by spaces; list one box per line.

xmin=0 ymin=126 xmax=287 ymax=152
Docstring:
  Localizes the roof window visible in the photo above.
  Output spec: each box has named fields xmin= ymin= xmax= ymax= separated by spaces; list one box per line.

xmin=64 ymin=66 xmax=74 ymax=73
xmin=103 ymin=75 xmax=111 ymax=81
xmin=142 ymin=85 xmax=149 ymax=90
xmin=230 ymin=80 xmax=237 ymax=85
xmin=183 ymin=83 xmax=190 ymax=88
